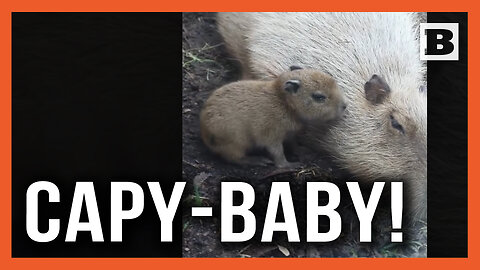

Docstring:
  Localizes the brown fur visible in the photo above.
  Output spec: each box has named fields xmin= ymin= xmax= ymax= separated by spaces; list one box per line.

xmin=217 ymin=12 xmax=428 ymax=220
xmin=200 ymin=69 xmax=346 ymax=167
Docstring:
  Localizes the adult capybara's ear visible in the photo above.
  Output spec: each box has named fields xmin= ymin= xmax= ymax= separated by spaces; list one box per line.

xmin=364 ymin=74 xmax=391 ymax=104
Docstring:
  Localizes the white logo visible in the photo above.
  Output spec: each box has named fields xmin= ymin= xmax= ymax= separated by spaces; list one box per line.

xmin=420 ymin=23 xmax=459 ymax=61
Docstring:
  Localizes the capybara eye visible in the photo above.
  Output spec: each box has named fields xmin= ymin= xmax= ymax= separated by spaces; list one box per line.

xmin=311 ymin=93 xmax=326 ymax=103
xmin=390 ymin=114 xmax=405 ymax=134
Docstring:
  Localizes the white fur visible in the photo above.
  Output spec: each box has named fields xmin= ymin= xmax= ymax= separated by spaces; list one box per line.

xmin=218 ymin=12 xmax=427 ymax=219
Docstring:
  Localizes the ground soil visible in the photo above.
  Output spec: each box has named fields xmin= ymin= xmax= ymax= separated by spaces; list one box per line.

xmin=181 ymin=12 xmax=427 ymax=258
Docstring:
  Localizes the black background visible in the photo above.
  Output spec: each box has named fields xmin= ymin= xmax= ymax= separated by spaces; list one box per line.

xmin=427 ymin=12 xmax=468 ymax=257
xmin=12 ymin=13 xmax=183 ymax=257
xmin=11 ymin=12 xmax=468 ymax=258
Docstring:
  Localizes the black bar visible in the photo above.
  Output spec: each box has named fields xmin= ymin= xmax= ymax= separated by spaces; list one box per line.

xmin=427 ymin=12 xmax=468 ymax=258
xmin=12 ymin=12 xmax=183 ymax=257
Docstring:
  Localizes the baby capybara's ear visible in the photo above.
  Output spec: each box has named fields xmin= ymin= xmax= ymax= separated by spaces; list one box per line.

xmin=284 ymin=79 xmax=300 ymax=93
xmin=289 ymin=65 xmax=303 ymax=71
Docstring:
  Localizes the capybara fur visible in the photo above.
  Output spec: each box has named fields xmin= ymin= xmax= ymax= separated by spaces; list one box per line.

xmin=200 ymin=67 xmax=346 ymax=168
xmin=217 ymin=12 xmax=427 ymax=220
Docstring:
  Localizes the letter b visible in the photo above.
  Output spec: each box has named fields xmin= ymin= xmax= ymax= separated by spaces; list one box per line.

xmin=420 ymin=23 xmax=459 ymax=61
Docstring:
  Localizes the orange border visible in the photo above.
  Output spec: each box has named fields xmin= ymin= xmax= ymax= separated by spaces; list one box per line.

xmin=0 ymin=1 xmax=475 ymax=269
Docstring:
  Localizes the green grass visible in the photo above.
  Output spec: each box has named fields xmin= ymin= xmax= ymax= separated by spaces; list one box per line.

xmin=182 ymin=43 xmax=223 ymax=69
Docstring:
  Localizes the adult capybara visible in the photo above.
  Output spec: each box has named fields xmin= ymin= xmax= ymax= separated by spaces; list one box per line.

xmin=217 ymin=12 xmax=427 ymax=220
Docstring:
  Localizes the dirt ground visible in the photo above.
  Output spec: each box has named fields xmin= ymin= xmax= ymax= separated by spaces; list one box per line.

xmin=181 ymin=12 xmax=427 ymax=258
